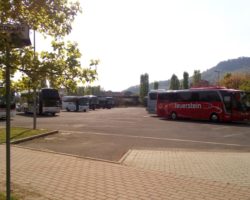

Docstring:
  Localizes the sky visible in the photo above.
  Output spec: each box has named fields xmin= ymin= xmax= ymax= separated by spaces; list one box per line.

xmin=34 ymin=0 xmax=250 ymax=92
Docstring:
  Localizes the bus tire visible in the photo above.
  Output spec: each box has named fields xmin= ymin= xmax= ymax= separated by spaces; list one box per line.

xmin=210 ymin=113 xmax=219 ymax=122
xmin=170 ymin=112 xmax=177 ymax=120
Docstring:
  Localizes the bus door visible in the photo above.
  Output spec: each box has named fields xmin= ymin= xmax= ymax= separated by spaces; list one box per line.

xmin=230 ymin=92 xmax=250 ymax=121
xmin=219 ymin=91 xmax=233 ymax=121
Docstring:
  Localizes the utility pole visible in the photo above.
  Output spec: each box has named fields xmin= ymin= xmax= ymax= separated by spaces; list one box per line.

xmin=33 ymin=30 xmax=37 ymax=129
xmin=5 ymin=42 xmax=11 ymax=200
xmin=0 ymin=22 xmax=31 ymax=200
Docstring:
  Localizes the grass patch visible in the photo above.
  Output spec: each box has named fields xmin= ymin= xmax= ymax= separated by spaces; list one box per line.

xmin=0 ymin=127 xmax=48 ymax=143
xmin=0 ymin=192 xmax=18 ymax=200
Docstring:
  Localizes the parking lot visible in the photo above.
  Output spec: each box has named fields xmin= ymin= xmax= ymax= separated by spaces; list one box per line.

xmin=1 ymin=107 xmax=250 ymax=199
xmin=6 ymin=107 xmax=250 ymax=162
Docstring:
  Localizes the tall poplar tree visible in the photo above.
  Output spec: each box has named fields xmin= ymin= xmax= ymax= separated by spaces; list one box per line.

xmin=183 ymin=71 xmax=189 ymax=89
xmin=140 ymin=73 xmax=149 ymax=102
xmin=192 ymin=70 xmax=201 ymax=86
xmin=153 ymin=81 xmax=159 ymax=90
xmin=169 ymin=74 xmax=180 ymax=90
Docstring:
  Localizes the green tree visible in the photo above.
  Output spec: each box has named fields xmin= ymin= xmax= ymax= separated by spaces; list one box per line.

xmin=1 ymin=0 xmax=82 ymax=89
xmin=82 ymin=86 xmax=102 ymax=96
xmin=0 ymin=0 xmax=83 ymax=90
xmin=76 ymin=86 xmax=85 ymax=96
xmin=40 ymin=40 xmax=97 ymax=91
xmin=239 ymin=79 xmax=250 ymax=92
xmin=192 ymin=70 xmax=201 ymax=87
xmin=0 ymin=0 xmax=81 ymax=37
xmin=140 ymin=73 xmax=149 ymax=102
xmin=0 ymin=1 xmax=98 ymax=131
xmin=169 ymin=74 xmax=180 ymax=90
xmin=153 ymin=81 xmax=159 ymax=90
xmin=183 ymin=71 xmax=189 ymax=89
xmin=12 ymin=40 xmax=98 ymax=93
xmin=220 ymin=72 xmax=250 ymax=91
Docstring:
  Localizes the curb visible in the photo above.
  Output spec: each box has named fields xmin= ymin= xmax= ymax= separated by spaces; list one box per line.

xmin=11 ymin=130 xmax=59 ymax=144
xmin=12 ymin=145 xmax=120 ymax=165
xmin=118 ymin=149 xmax=132 ymax=164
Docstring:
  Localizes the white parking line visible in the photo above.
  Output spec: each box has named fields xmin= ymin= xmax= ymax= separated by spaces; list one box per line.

xmin=224 ymin=133 xmax=244 ymax=138
xmin=60 ymin=130 xmax=250 ymax=148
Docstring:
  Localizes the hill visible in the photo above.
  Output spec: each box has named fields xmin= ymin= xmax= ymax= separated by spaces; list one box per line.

xmin=124 ymin=57 xmax=250 ymax=94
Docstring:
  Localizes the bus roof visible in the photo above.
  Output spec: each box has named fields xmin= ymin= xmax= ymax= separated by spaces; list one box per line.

xmin=159 ymin=87 xmax=243 ymax=93
xmin=62 ymin=96 xmax=88 ymax=100
xmin=148 ymin=89 xmax=166 ymax=93
xmin=190 ymin=86 xmax=226 ymax=90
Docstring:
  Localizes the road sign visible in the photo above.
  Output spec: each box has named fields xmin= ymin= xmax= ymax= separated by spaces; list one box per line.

xmin=0 ymin=23 xmax=31 ymax=48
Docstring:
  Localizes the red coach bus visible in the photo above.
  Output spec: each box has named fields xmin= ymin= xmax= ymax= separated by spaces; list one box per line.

xmin=157 ymin=87 xmax=250 ymax=122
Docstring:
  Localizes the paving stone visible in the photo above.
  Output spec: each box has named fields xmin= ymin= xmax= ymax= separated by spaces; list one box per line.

xmin=0 ymin=145 xmax=250 ymax=200
xmin=122 ymin=148 xmax=250 ymax=187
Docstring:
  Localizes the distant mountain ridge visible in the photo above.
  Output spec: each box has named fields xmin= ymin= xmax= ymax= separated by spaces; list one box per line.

xmin=124 ymin=57 xmax=250 ymax=94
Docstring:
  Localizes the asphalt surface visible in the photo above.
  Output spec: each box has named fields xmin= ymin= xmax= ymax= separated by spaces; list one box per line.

xmin=4 ymin=107 xmax=250 ymax=161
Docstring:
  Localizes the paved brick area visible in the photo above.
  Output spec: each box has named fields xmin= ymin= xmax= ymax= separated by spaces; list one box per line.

xmin=1 ymin=145 xmax=250 ymax=200
xmin=122 ymin=149 xmax=250 ymax=186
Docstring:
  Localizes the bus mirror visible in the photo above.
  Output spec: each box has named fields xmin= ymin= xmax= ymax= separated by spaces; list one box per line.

xmin=224 ymin=96 xmax=231 ymax=102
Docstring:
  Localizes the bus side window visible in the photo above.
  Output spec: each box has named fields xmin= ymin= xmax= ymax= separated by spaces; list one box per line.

xmin=191 ymin=92 xmax=199 ymax=101
xmin=149 ymin=93 xmax=157 ymax=100
xmin=169 ymin=93 xmax=176 ymax=102
xmin=224 ymin=95 xmax=232 ymax=112
xmin=175 ymin=93 xmax=183 ymax=102
xmin=200 ymin=91 xmax=220 ymax=102
xmin=178 ymin=92 xmax=192 ymax=102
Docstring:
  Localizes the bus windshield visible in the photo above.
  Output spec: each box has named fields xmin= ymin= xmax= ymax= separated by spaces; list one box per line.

xmin=78 ymin=97 xmax=89 ymax=106
xmin=0 ymin=89 xmax=15 ymax=108
xmin=149 ymin=92 xmax=157 ymax=100
xmin=41 ymin=89 xmax=60 ymax=99
xmin=239 ymin=92 xmax=250 ymax=111
xmin=222 ymin=91 xmax=250 ymax=112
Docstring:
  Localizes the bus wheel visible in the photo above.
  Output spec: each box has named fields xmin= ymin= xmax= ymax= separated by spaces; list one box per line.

xmin=210 ymin=113 xmax=219 ymax=122
xmin=171 ymin=112 xmax=177 ymax=120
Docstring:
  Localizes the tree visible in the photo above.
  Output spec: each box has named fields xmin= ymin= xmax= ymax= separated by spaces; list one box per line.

xmin=41 ymin=40 xmax=97 ymax=91
xmin=0 ymin=0 xmax=81 ymax=37
xmin=220 ymin=72 xmax=250 ymax=91
xmin=183 ymin=71 xmax=189 ymax=89
xmin=0 ymin=2 xmax=83 ymax=198
xmin=0 ymin=3 xmax=98 ymax=95
xmin=169 ymin=74 xmax=180 ymax=90
xmin=140 ymin=73 xmax=149 ymax=102
xmin=153 ymin=81 xmax=159 ymax=90
xmin=192 ymin=70 xmax=201 ymax=87
xmin=1 ymin=0 xmax=82 ymax=88
xmin=239 ymin=73 xmax=250 ymax=91
xmin=83 ymin=86 xmax=102 ymax=96
xmin=0 ymin=0 xmax=83 ymax=90
xmin=12 ymin=40 xmax=98 ymax=92
xmin=0 ymin=1 xmax=98 ymax=131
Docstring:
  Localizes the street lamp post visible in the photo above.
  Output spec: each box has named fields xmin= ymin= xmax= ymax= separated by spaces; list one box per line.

xmin=0 ymin=23 xmax=31 ymax=200
xmin=33 ymin=30 xmax=37 ymax=129
xmin=5 ymin=42 xmax=11 ymax=200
